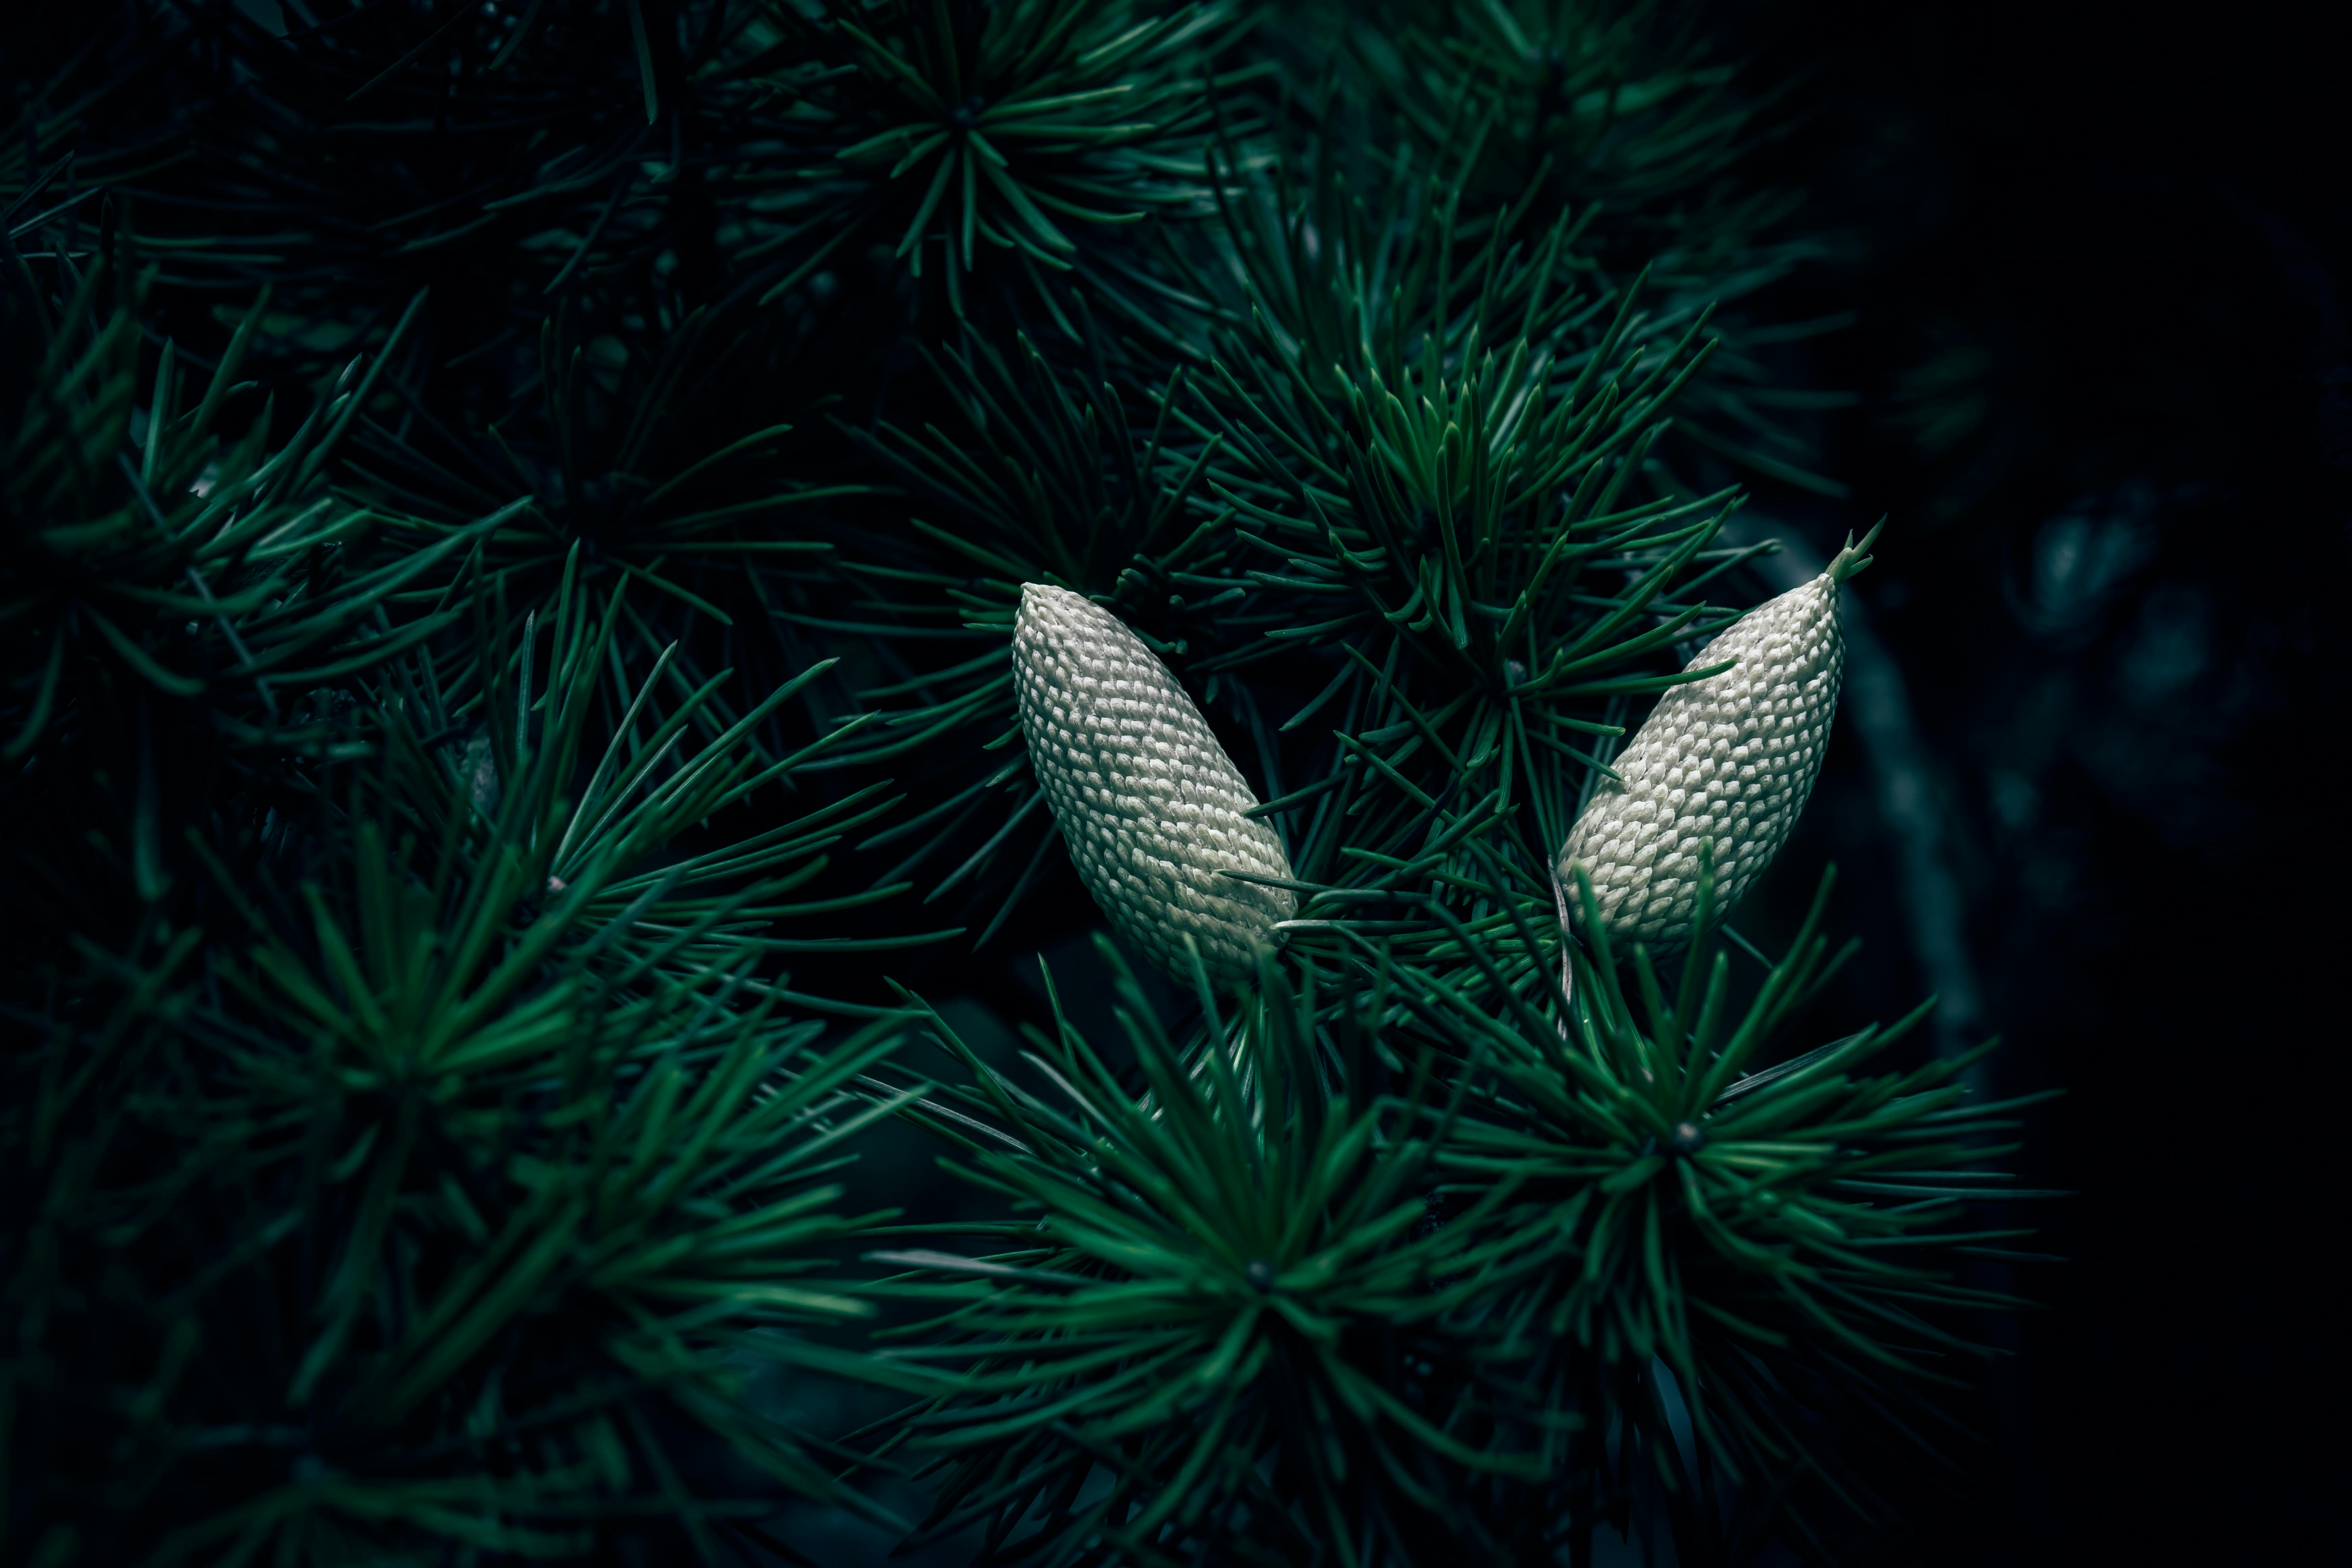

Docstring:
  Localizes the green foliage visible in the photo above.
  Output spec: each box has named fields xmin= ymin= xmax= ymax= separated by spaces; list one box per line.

xmin=1424 ymin=856 xmax=2043 ymax=1560
xmin=1337 ymin=0 xmax=1787 ymax=253
xmin=116 ymin=0 xmax=750 ymax=357
xmin=343 ymin=292 xmax=868 ymax=774
xmin=3 ymin=576 xmax=927 ymax=1563
xmin=742 ymin=0 xmax=1256 ymax=316
xmin=1179 ymin=137 xmax=1750 ymax=823
xmin=860 ymin=946 xmax=1543 ymax=1563
xmin=1310 ymin=0 xmax=1852 ymax=499
xmin=0 ymin=3 xmax=2043 ymax=1563
xmin=0 ymin=233 xmax=438 ymax=763
xmin=845 ymin=869 xmax=2042 ymax=1565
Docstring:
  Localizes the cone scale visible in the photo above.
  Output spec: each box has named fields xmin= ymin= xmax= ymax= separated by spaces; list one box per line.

xmin=1012 ymin=584 xmax=1297 ymax=988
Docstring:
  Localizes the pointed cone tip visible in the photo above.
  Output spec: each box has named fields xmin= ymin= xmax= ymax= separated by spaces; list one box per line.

xmin=1827 ymin=518 xmax=1886 ymax=584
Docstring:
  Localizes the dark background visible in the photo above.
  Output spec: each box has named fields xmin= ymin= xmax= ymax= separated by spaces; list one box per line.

xmin=833 ymin=2 xmax=2352 ymax=1561
xmin=1732 ymin=1 xmax=2349 ymax=1561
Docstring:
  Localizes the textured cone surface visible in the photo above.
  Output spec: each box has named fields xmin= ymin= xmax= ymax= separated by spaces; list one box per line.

xmin=1013 ymin=584 xmax=1297 ymax=987
xmin=1559 ymin=571 xmax=1845 ymax=949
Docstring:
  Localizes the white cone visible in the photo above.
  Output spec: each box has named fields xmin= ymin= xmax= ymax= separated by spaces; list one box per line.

xmin=1559 ymin=529 xmax=1877 ymax=950
xmin=1013 ymin=584 xmax=1297 ymax=988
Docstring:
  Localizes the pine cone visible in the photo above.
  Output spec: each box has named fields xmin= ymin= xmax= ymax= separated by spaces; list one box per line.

xmin=1013 ymin=584 xmax=1298 ymax=988
xmin=1558 ymin=528 xmax=1879 ymax=950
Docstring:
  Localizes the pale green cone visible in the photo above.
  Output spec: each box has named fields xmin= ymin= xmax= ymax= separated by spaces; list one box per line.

xmin=1012 ymin=584 xmax=1297 ymax=989
xmin=1558 ymin=526 xmax=1880 ymax=950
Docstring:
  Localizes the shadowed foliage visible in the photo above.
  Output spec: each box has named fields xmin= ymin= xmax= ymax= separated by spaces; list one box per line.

xmin=0 ymin=4 xmax=2043 ymax=1564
